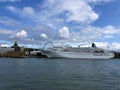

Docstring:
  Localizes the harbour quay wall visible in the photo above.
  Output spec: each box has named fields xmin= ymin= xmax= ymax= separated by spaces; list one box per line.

xmin=0 ymin=51 xmax=26 ymax=58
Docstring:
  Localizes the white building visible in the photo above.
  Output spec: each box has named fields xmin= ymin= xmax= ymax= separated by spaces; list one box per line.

xmin=0 ymin=47 xmax=14 ymax=54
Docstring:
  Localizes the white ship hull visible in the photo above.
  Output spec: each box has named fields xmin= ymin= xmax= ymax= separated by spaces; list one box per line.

xmin=42 ymin=42 xmax=115 ymax=59
xmin=42 ymin=50 xmax=114 ymax=59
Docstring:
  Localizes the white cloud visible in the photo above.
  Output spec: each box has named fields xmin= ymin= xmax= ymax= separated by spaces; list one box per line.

xmin=40 ymin=33 xmax=48 ymax=39
xmin=94 ymin=42 xmax=109 ymax=48
xmin=0 ymin=0 xmax=21 ymax=2
xmin=62 ymin=0 xmax=99 ymax=23
xmin=6 ymin=0 xmax=100 ymax=24
xmin=6 ymin=6 xmax=35 ymax=18
xmin=56 ymin=25 xmax=119 ymax=44
xmin=94 ymin=42 xmax=120 ymax=51
xmin=111 ymin=43 xmax=120 ymax=50
xmin=0 ymin=29 xmax=13 ymax=34
xmin=76 ymin=25 xmax=102 ymax=42
xmin=79 ymin=25 xmax=120 ymax=41
xmin=44 ymin=0 xmax=99 ymax=24
xmin=0 ymin=16 xmax=22 ymax=27
xmin=6 ymin=6 xmax=18 ymax=13
xmin=0 ymin=43 xmax=9 ymax=47
xmin=11 ymin=30 xmax=27 ymax=39
xmin=86 ymin=0 xmax=114 ymax=3
xmin=22 ymin=7 xmax=35 ymax=16
xmin=59 ymin=27 xmax=70 ymax=39
xmin=102 ymin=25 xmax=120 ymax=34
xmin=16 ymin=30 xmax=27 ymax=38
xmin=103 ymin=35 xmax=114 ymax=39
xmin=3 ymin=0 xmax=117 ymax=48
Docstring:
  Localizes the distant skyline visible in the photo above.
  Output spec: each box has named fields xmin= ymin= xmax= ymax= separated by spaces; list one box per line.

xmin=0 ymin=0 xmax=120 ymax=50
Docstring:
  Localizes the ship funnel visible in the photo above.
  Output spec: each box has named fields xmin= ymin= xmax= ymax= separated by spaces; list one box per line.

xmin=92 ymin=43 xmax=97 ymax=48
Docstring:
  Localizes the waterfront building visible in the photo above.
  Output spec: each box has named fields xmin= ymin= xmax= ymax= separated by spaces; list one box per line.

xmin=11 ymin=41 xmax=21 ymax=51
xmin=0 ymin=47 xmax=14 ymax=57
xmin=0 ymin=41 xmax=26 ymax=57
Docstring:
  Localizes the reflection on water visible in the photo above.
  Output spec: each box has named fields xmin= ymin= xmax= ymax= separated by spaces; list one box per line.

xmin=0 ymin=58 xmax=120 ymax=90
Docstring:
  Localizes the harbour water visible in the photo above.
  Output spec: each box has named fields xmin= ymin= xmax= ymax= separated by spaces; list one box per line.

xmin=0 ymin=58 xmax=120 ymax=90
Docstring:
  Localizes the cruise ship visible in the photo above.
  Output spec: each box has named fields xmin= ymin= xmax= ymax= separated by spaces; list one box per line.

xmin=41 ymin=43 xmax=115 ymax=59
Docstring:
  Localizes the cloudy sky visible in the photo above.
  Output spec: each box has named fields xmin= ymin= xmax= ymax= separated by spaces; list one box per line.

xmin=0 ymin=0 xmax=120 ymax=50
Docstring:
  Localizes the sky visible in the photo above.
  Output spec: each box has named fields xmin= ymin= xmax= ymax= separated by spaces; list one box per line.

xmin=0 ymin=0 xmax=120 ymax=50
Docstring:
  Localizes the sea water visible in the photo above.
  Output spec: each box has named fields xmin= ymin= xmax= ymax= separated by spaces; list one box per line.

xmin=0 ymin=58 xmax=120 ymax=90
